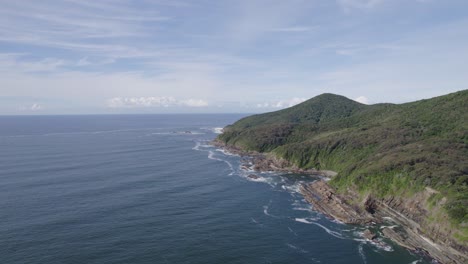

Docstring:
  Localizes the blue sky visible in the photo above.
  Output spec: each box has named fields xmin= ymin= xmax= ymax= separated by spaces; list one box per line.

xmin=0 ymin=0 xmax=467 ymax=114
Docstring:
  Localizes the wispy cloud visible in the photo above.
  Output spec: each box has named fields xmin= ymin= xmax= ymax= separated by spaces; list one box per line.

xmin=0 ymin=0 xmax=171 ymax=61
xmin=1 ymin=0 xmax=467 ymax=114
xmin=337 ymin=0 xmax=384 ymax=11
xmin=268 ymin=26 xmax=313 ymax=32
xmin=106 ymin=97 xmax=208 ymax=108
xmin=225 ymin=0 xmax=315 ymax=44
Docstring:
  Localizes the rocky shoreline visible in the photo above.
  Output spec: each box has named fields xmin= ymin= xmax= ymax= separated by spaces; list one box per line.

xmin=212 ymin=140 xmax=337 ymax=177
xmin=212 ymin=140 xmax=468 ymax=264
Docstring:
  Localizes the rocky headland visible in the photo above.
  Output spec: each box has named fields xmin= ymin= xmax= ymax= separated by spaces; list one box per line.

xmin=214 ymin=91 xmax=468 ymax=264
xmin=300 ymin=180 xmax=468 ymax=264
xmin=213 ymin=139 xmax=468 ymax=264
xmin=212 ymin=140 xmax=337 ymax=177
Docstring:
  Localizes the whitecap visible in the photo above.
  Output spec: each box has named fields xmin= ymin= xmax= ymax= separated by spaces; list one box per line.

xmin=354 ymin=231 xmax=394 ymax=252
xmin=281 ymin=182 xmax=302 ymax=194
xmin=288 ymin=227 xmax=298 ymax=236
xmin=247 ymin=176 xmax=268 ymax=183
xmin=215 ymin=148 xmax=239 ymax=156
xmin=292 ymin=206 xmax=313 ymax=211
xmin=294 ymin=218 xmax=314 ymax=224
xmin=263 ymin=205 xmax=281 ymax=219
xmin=330 ymin=218 xmax=345 ymax=225
xmin=294 ymin=218 xmax=346 ymax=239
xmin=373 ymin=241 xmax=393 ymax=252
xmin=358 ymin=243 xmax=367 ymax=264
xmin=207 ymin=150 xmax=235 ymax=175
xmin=309 ymin=222 xmax=346 ymax=240
xmin=286 ymin=243 xmax=309 ymax=253
xmin=212 ymin=127 xmax=224 ymax=134
xmin=192 ymin=141 xmax=212 ymax=151
xmin=250 ymin=218 xmax=264 ymax=227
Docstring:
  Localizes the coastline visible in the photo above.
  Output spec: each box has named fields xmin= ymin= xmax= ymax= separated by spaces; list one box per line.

xmin=211 ymin=139 xmax=337 ymax=178
xmin=212 ymin=139 xmax=468 ymax=264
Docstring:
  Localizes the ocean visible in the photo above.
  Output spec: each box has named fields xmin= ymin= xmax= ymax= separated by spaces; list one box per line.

xmin=0 ymin=114 xmax=430 ymax=264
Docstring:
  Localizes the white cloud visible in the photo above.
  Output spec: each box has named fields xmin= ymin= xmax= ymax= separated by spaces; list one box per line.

xmin=30 ymin=103 xmax=43 ymax=111
xmin=106 ymin=97 xmax=208 ymax=108
xmin=256 ymin=97 xmax=306 ymax=108
xmin=18 ymin=103 xmax=44 ymax=112
xmin=0 ymin=0 xmax=170 ymax=60
xmin=180 ymin=99 xmax=209 ymax=107
xmin=354 ymin=96 xmax=369 ymax=104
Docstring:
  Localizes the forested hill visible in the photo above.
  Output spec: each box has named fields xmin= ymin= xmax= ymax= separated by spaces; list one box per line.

xmin=217 ymin=90 xmax=468 ymax=227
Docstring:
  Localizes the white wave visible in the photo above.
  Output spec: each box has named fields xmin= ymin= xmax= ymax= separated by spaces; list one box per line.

xmin=192 ymin=141 xmax=212 ymax=151
xmin=251 ymin=218 xmax=264 ymax=227
xmin=240 ymin=166 xmax=255 ymax=173
xmin=309 ymin=222 xmax=346 ymax=240
xmin=286 ymin=243 xmax=309 ymax=253
xmin=207 ymin=150 xmax=235 ymax=175
xmin=410 ymin=260 xmax=421 ymax=264
xmin=291 ymin=199 xmax=314 ymax=212
xmin=192 ymin=141 xmax=202 ymax=151
xmin=330 ymin=218 xmax=345 ymax=225
xmin=200 ymin=127 xmax=224 ymax=134
xmin=288 ymin=227 xmax=298 ymax=236
xmin=341 ymin=227 xmax=358 ymax=232
xmin=292 ymin=206 xmax=313 ymax=211
xmin=373 ymin=241 xmax=393 ymax=252
xmin=281 ymin=182 xmax=302 ymax=193
xmin=246 ymin=176 xmax=269 ymax=183
xmin=215 ymin=148 xmax=239 ymax=156
xmin=212 ymin=127 xmax=224 ymax=134
xmin=294 ymin=218 xmax=314 ymax=224
xmin=354 ymin=231 xmax=394 ymax=252
xmin=294 ymin=218 xmax=346 ymax=240
xmin=192 ymin=142 xmax=202 ymax=151
xmin=263 ymin=205 xmax=281 ymax=219
xmin=358 ymin=243 xmax=367 ymax=264
xmin=353 ymin=238 xmax=367 ymax=243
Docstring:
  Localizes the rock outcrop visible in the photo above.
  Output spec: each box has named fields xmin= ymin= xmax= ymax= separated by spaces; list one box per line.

xmin=300 ymin=180 xmax=468 ymax=264
xmin=213 ymin=139 xmax=467 ymax=264
xmin=212 ymin=140 xmax=335 ymax=177
xmin=300 ymin=180 xmax=375 ymax=225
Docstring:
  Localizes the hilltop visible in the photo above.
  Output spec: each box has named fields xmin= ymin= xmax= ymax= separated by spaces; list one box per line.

xmin=216 ymin=90 xmax=468 ymax=263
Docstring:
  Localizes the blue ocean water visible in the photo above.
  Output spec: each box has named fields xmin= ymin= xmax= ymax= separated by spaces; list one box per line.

xmin=0 ymin=114 xmax=430 ymax=264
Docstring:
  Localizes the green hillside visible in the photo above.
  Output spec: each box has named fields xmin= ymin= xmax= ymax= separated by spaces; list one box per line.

xmin=218 ymin=90 xmax=468 ymax=231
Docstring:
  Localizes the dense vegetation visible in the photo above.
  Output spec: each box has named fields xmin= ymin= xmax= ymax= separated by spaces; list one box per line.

xmin=218 ymin=91 xmax=468 ymax=237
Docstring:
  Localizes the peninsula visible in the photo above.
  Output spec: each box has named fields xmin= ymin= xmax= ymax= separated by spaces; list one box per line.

xmin=215 ymin=90 xmax=468 ymax=264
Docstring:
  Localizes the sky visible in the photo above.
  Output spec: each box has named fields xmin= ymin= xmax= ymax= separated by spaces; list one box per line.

xmin=0 ymin=0 xmax=467 ymax=114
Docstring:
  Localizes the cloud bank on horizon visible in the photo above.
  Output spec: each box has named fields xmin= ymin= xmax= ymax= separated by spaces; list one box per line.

xmin=0 ymin=0 xmax=467 ymax=114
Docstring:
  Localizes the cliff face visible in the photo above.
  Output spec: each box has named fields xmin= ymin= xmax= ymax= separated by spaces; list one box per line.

xmin=216 ymin=90 xmax=468 ymax=263
xmin=300 ymin=181 xmax=467 ymax=264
